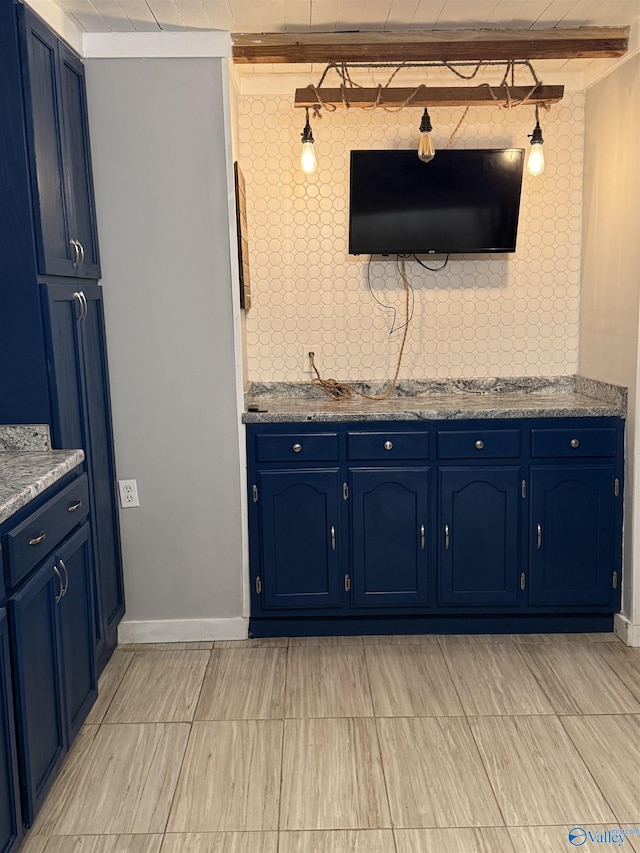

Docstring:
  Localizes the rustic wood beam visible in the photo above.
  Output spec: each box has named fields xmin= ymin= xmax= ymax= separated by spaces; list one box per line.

xmin=233 ymin=27 xmax=629 ymax=64
xmin=294 ymin=84 xmax=564 ymax=109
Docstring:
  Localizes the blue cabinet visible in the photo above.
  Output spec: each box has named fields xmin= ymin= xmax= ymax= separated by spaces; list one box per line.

xmin=0 ymin=609 xmax=22 ymax=853
xmin=350 ymin=468 xmax=431 ymax=607
xmin=256 ymin=470 xmax=342 ymax=609
xmin=42 ymin=283 xmax=124 ymax=672
xmin=18 ymin=3 xmax=100 ymax=279
xmin=439 ymin=467 xmax=522 ymax=606
xmin=529 ymin=465 xmax=617 ymax=607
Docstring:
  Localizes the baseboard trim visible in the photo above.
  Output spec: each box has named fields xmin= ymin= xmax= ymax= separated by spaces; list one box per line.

xmin=117 ymin=617 xmax=248 ymax=644
xmin=614 ymin=613 xmax=640 ymax=646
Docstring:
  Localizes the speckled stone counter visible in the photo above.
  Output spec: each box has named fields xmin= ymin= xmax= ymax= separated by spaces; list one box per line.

xmin=243 ymin=375 xmax=627 ymax=423
xmin=0 ymin=449 xmax=85 ymax=525
xmin=0 ymin=424 xmax=50 ymax=451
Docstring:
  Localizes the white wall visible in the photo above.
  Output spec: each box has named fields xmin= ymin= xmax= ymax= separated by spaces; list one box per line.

xmin=579 ymin=53 xmax=640 ymax=641
xmin=85 ymin=57 xmax=246 ymax=641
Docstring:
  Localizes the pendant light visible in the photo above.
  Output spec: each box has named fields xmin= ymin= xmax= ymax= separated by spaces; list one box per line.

xmin=300 ymin=108 xmax=317 ymax=174
xmin=527 ymin=106 xmax=545 ymax=176
xmin=418 ymin=108 xmax=435 ymax=163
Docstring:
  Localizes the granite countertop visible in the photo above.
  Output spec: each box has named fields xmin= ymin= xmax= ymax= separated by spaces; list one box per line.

xmin=0 ymin=425 xmax=84 ymax=524
xmin=243 ymin=375 xmax=627 ymax=424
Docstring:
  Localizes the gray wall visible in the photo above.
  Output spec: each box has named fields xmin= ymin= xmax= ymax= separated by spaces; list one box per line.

xmin=85 ymin=58 xmax=244 ymax=632
xmin=579 ymin=53 xmax=640 ymax=628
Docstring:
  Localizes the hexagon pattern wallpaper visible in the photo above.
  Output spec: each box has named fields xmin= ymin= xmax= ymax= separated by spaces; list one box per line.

xmin=238 ymin=93 xmax=583 ymax=383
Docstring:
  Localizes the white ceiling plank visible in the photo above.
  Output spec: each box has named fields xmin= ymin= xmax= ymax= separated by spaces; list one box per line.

xmin=411 ymin=0 xmax=447 ymax=28
xmin=201 ymin=0 xmax=234 ymax=30
xmin=228 ymin=0 xmax=262 ymax=30
xmin=358 ymin=0 xmax=394 ymax=30
xmin=530 ymin=0 xmax=577 ymax=28
xmin=173 ymin=0 xmax=212 ymax=28
xmin=384 ymin=0 xmax=420 ymax=29
xmin=483 ymin=0 xmax=552 ymax=27
xmin=284 ymin=0 xmax=311 ymax=31
xmin=559 ymin=0 xmax=639 ymax=27
xmin=91 ymin=0 xmax=137 ymax=29
xmin=117 ymin=0 xmax=161 ymax=30
xmin=335 ymin=0 xmax=366 ymax=30
xmin=57 ymin=0 xmax=113 ymax=31
xmin=310 ymin=0 xmax=340 ymax=31
xmin=145 ymin=0 xmax=184 ymax=29
xmin=435 ymin=0 xmax=502 ymax=29
xmin=259 ymin=0 xmax=287 ymax=32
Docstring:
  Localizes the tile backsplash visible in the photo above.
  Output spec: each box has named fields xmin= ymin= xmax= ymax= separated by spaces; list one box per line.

xmin=238 ymin=92 xmax=583 ymax=383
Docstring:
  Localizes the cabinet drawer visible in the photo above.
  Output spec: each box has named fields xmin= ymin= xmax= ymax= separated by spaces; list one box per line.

xmin=4 ymin=475 xmax=89 ymax=591
xmin=255 ymin=433 xmax=339 ymax=462
xmin=437 ymin=430 xmax=521 ymax=459
xmin=531 ymin=428 xmax=617 ymax=458
xmin=347 ymin=432 xmax=430 ymax=460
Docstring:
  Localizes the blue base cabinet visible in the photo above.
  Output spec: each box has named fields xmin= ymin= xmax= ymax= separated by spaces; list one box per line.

xmin=0 ymin=610 xmax=22 ymax=853
xmin=247 ymin=418 xmax=624 ymax=636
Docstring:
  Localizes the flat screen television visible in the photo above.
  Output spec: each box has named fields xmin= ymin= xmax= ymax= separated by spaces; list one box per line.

xmin=349 ymin=148 xmax=524 ymax=256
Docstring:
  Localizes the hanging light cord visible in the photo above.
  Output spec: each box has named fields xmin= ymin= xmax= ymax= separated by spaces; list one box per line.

xmin=310 ymin=257 xmax=411 ymax=402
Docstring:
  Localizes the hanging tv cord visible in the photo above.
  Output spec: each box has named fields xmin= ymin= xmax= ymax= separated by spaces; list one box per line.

xmin=413 ymin=253 xmax=449 ymax=272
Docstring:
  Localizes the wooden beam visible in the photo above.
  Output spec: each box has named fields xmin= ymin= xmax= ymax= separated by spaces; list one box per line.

xmin=294 ymin=84 xmax=564 ymax=109
xmin=232 ymin=27 xmax=629 ymax=64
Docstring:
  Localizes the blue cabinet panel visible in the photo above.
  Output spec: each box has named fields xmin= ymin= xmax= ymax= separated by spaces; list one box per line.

xmin=531 ymin=428 xmax=617 ymax=458
xmin=439 ymin=467 xmax=522 ymax=606
xmin=530 ymin=465 xmax=616 ymax=606
xmin=10 ymin=557 xmax=66 ymax=826
xmin=0 ymin=610 xmax=22 ymax=852
xmin=350 ymin=468 xmax=431 ymax=606
xmin=258 ymin=470 xmax=342 ymax=609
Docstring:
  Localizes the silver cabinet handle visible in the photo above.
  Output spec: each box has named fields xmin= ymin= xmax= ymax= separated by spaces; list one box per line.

xmin=384 ymin=440 xmax=393 ymax=451
xmin=420 ymin=524 xmax=425 ymax=550
xmin=59 ymin=558 xmax=69 ymax=596
xmin=475 ymin=439 xmax=485 ymax=450
xmin=68 ymin=500 xmax=82 ymax=513
xmin=330 ymin=525 xmax=336 ymax=551
xmin=28 ymin=531 xmax=46 ymax=546
xmin=70 ymin=239 xmax=79 ymax=268
xmin=570 ymin=438 xmax=580 ymax=448
xmin=445 ymin=524 xmax=450 ymax=550
xmin=78 ymin=241 xmax=85 ymax=267
xmin=53 ymin=565 xmax=64 ymax=603
xmin=79 ymin=291 xmax=88 ymax=321
xmin=73 ymin=291 xmax=84 ymax=319
xmin=537 ymin=523 xmax=542 ymax=549
xmin=292 ymin=443 xmax=302 ymax=453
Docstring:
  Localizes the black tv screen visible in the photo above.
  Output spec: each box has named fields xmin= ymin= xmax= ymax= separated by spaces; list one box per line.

xmin=349 ymin=148 xmax=524 ymax=255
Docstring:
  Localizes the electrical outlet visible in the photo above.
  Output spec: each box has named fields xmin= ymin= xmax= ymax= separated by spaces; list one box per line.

xmin=302 ymin=346 xmax=319 ymax=376
xmin=118 ymin=479 xmax=140 ymax=508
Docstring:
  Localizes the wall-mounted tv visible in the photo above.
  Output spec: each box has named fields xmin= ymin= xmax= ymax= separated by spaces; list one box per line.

xmin=349 ymin=148 xmax=525 ymax=256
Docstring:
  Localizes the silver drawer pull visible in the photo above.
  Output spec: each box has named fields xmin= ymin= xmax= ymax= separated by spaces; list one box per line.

xmin=59 ymin=558 xmax=69 ymax=596
xmin=445 ymin=524 xmax=450 ymax=550
xmin=475 ymin=439 xmax=485 ymax=450
xmin=570 ymin=438 xmax=580 ymax=448
xmin=384 ymin=440 xmax=393 ymax=451
xmin=68 ymin=500 xmax=82 ymax=513
xmin=330 ymin=525 xmax=336 ymax=551
xmin=537 ymin=523 xmax=542 ymax=549
xmin=420 ymin=524 xmax=425 ymax=550
xmin=292 ymin=443 xmax=302 ymax=453
xmin=28 ymin=531 xmax=46 ymax=546
xmin=53 ymin=565 xmax=64 ymax=603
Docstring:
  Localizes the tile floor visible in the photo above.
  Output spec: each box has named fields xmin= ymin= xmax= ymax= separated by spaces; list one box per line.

xmin=21 ymin=632 xmax=640 ymax=853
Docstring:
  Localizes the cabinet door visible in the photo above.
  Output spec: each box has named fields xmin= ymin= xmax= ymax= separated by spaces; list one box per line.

xmin=41 ymin=284 xmax=125 ymax=673
xmin=258 ymin=470 xmax=342 ymax=609
xmin=530 ymin=466 xmax=616 ymax=606
xmin=58 ymin=44 xmax=100 ymax=279
xmin=0 ymin=610 xmax=22 ymax=852
xmin=9 ymin=558 xmax=66 ymax=826
xmin=18 ymin=6 xmax=74 ymax=277
xmin=350 ymin=468 xmax=431 ymax=607
xmin=439 ymin=467 xmax=521 ymax=606
xmin=57 ymin=523 xmax=97 ymax=742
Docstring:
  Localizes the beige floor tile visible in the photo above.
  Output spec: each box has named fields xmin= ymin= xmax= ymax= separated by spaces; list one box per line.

xmin=167 ymin=720 xmax=283 ymax=832
xmin=214 ymin=638 xmax=288 ymax=648
xmin=103 ymin=650 xmax=210 ymax=723
xmin=437 ymin=634 xmax=516 ymax=645
xmin=34 ymin=723 xmax=190 ymax=835
xmin=377 ymin=717 xmax=503 ymax=828
xmin=85 ymin=649 xmax=135 ymax=724
xmin=394 ymin=827 xmax=515 ymax=852
xmin=595 ymin=643 xmax=640 ymax=703
xmin=365 ymin=644 xmax=464 ymax=716
xmin=623 ymin=826 xmax=640 ymax=853
xmin=288 ymin=636 xmax=363 ymax=646
xmin=518 ymin=644 xmax=640 ymax=715
xmin=508 ymin=826 xmax=631 ymax=852
xmin=22 ymin=836 xmax=163 ymax=853
xmin=362 ymin=634 xmax=438 ymax=645
xmin=561 ymin=715 xmax=640 ymax=822
xmin=280 ymin=718 xmax=390 ymax=830
xmin=511 ymin=633 xmax=587 ymax=643
xmin=441 ymin=643 xmax=554 ymax=716
xmin=469 ymin=715 xmax=615 ymax=826
xmin=285 ymin=646 xmax=373 ymax=717
xmin=278 ymin=830 xmax=395 ymax=852
xmin=195 ymin=648 xmax=286 ymax=720
xmin=585 ymin=632 xmax=622 ymax=643
xmin=14 ymin=836 xmax=48 ymax=853
xmin=161 ymin=833 xmax=279 ymax=852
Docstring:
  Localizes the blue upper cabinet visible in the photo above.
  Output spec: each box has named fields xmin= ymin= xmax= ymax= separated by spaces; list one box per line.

xmin=18 ymin=3 xmax=100 ymax=279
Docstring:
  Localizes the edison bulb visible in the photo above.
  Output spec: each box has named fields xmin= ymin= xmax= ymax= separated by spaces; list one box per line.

xmin=418 ymin=132 xmax=435 ymax=163
xmin=527 ymin=142 xmax=544 ymax=176
xmin=300 ymin=141 xmax=317 ymax=174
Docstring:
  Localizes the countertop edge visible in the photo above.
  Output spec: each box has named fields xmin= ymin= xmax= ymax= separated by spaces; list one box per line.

xmin=0 ymin=449 xmax=85 ymax=525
